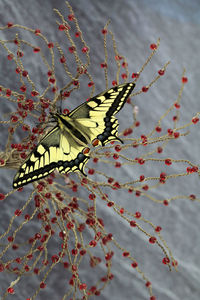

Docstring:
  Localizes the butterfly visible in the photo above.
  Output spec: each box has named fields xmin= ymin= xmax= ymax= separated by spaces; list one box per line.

xmin=13 ymin=81 xmax=135 ymax=188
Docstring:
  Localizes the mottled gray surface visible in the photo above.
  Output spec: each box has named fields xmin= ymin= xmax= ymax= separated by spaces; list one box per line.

xmin=0 ymin=0 xmax=200 ymax=300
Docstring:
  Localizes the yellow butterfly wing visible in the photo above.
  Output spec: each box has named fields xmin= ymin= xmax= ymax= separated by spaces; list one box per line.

xmin=69 ymin=82 xmax=135 ymax=145
xmin=13 ymin=126 xmax=89 ymax=189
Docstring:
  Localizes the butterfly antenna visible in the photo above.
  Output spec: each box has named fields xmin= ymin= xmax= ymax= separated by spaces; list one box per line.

xmin=35 ymin=113 xmax=57 ymax=129
xmin=59 ymin=90 xmax=63 ymax=114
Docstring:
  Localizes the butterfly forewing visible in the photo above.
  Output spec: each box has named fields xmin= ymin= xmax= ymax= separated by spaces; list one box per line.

xmin=13 ymin=127 xmax=89 ymax=188
xmin=13 ymin=127 xmax=60 ymax=188
xmin=69 ymin=82 xmax=135 ymax=145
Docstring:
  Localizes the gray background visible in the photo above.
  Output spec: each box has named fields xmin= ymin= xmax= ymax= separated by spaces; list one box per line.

xmin=0 ymin=0 xmax=200 ymax=299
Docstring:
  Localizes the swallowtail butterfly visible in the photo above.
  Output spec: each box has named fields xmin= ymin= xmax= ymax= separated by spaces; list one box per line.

xmin=13 ymin=82 xmax=135 ymax=188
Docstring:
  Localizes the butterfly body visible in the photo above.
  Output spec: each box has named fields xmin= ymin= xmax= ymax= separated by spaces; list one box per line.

xmin=56 ymin=113 xmax=90 ymax=146
xmin=13 ymin=82 xmax=135 ymax=189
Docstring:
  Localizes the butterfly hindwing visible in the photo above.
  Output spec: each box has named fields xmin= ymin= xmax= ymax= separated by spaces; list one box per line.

xmin=56 ymin=131 xmax=89 ymax=175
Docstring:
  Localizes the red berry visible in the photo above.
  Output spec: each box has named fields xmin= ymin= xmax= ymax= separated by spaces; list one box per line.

xmin=162 ymin=257 xmax=170 ymax=264
xmin=7 ymin=22 xmax=13 ymax=28
xmin=192 ymin=117 xmax=199 ymax=124
xmin=58 ymin=24 xmax=66 ymax=31
xmin=131 ymin=261 xmax=138 ymax=268
xmin=142 ymin=86 xmax=149 ymax=92
xmin=68 ymin=14 xmax=75 ymax=21
xmin=182 ymin=77 xmax=188 ymax=83
xmin=163 ymin=200 xmax=169 ymax=206
xmin=60 ymin=56 xmax=66 ymax=63
xmin=174 ymin=102 xmax=180 ymax=109
xmin=33 ymin=47 xmax=40 ymax=53
xmin=101 ymin=29 xmax=107 ymax=34
xmin=34 ymin=29 xmax=41 ymax=35
xmin=158 ymin=69 xmax=165 ymax=76
xmin=135 ymin=211 xmax=141 ymax=218
xmin=7 ymin=287 xmax=14 ymax=294
xmin=131 ymin=72 xmax=139 ymax=78
xmin=82 ymin=46 xmax=89 ymax=53
xmin=48 ymin=42 xmax=54 ymax=48
xmin=130 ymin=220 xmax=137 ymax=227
xmin=165 ymin=159 xmax=172 ymax=166
xmin=40 ymin=282 xmax=46 ymax=288
xmin=0 ymin=193 xmax=5 ymax=201
xmin=150 ymin=43 xmax=157 ymax=50
xmin=155 ymin=226 xmax=162 ymax=232
xmin=149 ymin=236 xmax=157 ymax=244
